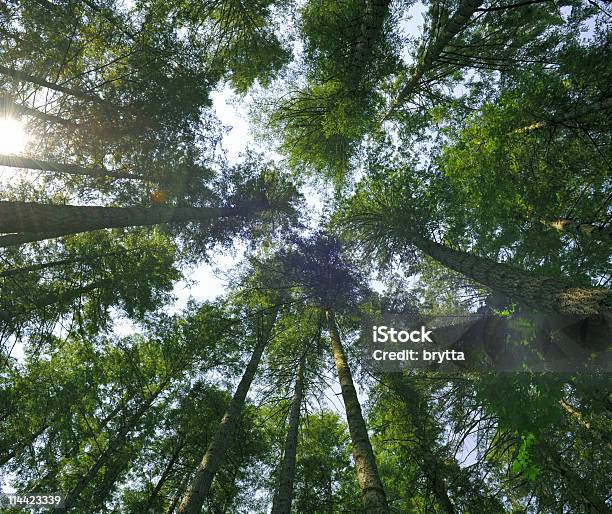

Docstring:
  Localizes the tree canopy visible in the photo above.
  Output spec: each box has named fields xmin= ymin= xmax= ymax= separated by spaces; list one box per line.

xmin=0 ymin=1 xmax=610 ymax=512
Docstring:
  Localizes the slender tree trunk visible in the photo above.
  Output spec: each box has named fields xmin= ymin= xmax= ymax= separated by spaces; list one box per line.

xmin=0 ymin=247 xmax=145 ymax=278
xmin=143 ymin=441 xmax=185 ymax=512
xmin=0 ymin=64 xmax=106 ymax=105
xmin=539 ymin=218 xmax=612 ymax=243
xmin=385 ymin=0 xmax=483 ymax=118
xmin=0 ymin=202 xmax=244 ymax=246
xmin=0 ymin=154 xmax=143 ymax=180
xmin=271 ymin=354 xmax=306 ymax=514
xmin=58 ymin=387 xmax=165 ymax=512
xmin=326 ymin=310 xmax=389 ymax=513
xmin=409 ymin=234 xmax=612 ymax=316
xmin=513 ymin=96 xmax=612 ymax=133
xmin=384 ymin=374 xmax=457 ymax=514
xmin=176 ymin=315 xmax=275 ymax=514
xmin=0 ymin=423 xmax=48 ymax=466
xmin=1 ymin=96 xmax=76 ymax=127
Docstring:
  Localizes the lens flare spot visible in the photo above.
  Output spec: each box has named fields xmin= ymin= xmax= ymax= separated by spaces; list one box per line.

xmin=0 ymin=118 xmax=28 ymax=154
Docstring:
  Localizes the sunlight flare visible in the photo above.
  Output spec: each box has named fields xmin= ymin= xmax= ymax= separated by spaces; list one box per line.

xmin=0 ymin=117 xmax=28 ymax=154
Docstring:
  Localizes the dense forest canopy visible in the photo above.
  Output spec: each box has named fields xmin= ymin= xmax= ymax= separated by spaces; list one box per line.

xmin=0 ymin=0 xmax=610 ymax=512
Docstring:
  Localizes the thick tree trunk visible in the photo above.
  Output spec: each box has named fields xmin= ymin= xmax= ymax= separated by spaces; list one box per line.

xmin=327 ymin=310 xmax=389 ymax=513
xmin=0 ymin=154 xmax=143 ymax=180
xmin=271 ymin=354 xmax=306 ymax=514
xmin=0 ymin=64 xmax=106 ymax=105
xmin=0 ymin=202 xmax=243 ymax=247
xmin=176 ymin=315 xmax=274 ymax=514
xmin=385 ymin=0 xmax=483 ymax=118
xmin=352 ymin=0 xmax=391 ymax=81
xmin=410 ymin=234 xmax=612 ymax=316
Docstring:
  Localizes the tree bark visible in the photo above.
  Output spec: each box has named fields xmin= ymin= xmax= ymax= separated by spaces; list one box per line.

xmin=0 ymin=154 xmax=143 ymax=180
xmin=0 ymin=202 xmax=245 ymax=247
xmin=1 ymin=96 xmax=76 ymax=127
xmin=410 ymin=234 xmax=612 ymax=316
xmin=0 ymin=64 xmax=107 ymax=105
xmin=384 ymin=0 xmax=483 ymax=118
xmin=176 ymin=314 xmax=275 ymax=514
xmin=327 ymin=310 xmax=389 ymax=513
xmin=271 ymin=353 xmax=306 ymax=514
xmin=352 ymin=0 xmax=391 ymax=82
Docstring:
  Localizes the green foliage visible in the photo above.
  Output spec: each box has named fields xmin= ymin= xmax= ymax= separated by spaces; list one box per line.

xmin=292 ymin=412 xmax=362 ymax=513
xmin=511 ymin=433 xmax=539 ymax=481
xmin=1 ymin=2 xmax=611 ymax=513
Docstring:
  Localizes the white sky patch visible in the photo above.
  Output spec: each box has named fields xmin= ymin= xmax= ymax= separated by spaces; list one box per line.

xmin=210 ymin=87 xmax=255 ymax=162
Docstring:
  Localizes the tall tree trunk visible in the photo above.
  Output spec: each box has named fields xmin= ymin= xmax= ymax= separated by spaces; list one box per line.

xmin=352 ymin=0 xmax=391 ymax=82
xmin=326 ymin=310 xmax=389 ymax=513
xmin=176 ymin=314 xmax=275 ymax=514
xmin=0 ymin=154 xmax=143 ymax=180
xmin=385 ymin=0 xmax=483 ymax=118
xmin=0 ymin=64 xmax=106 ymax=105
xmin=409 ymin=234 xmax=612 ymax=316
xmin=0 ymin=202 xmax=247 ymax=246
xmin=271 ymin=353 xmax=306 ymax=514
